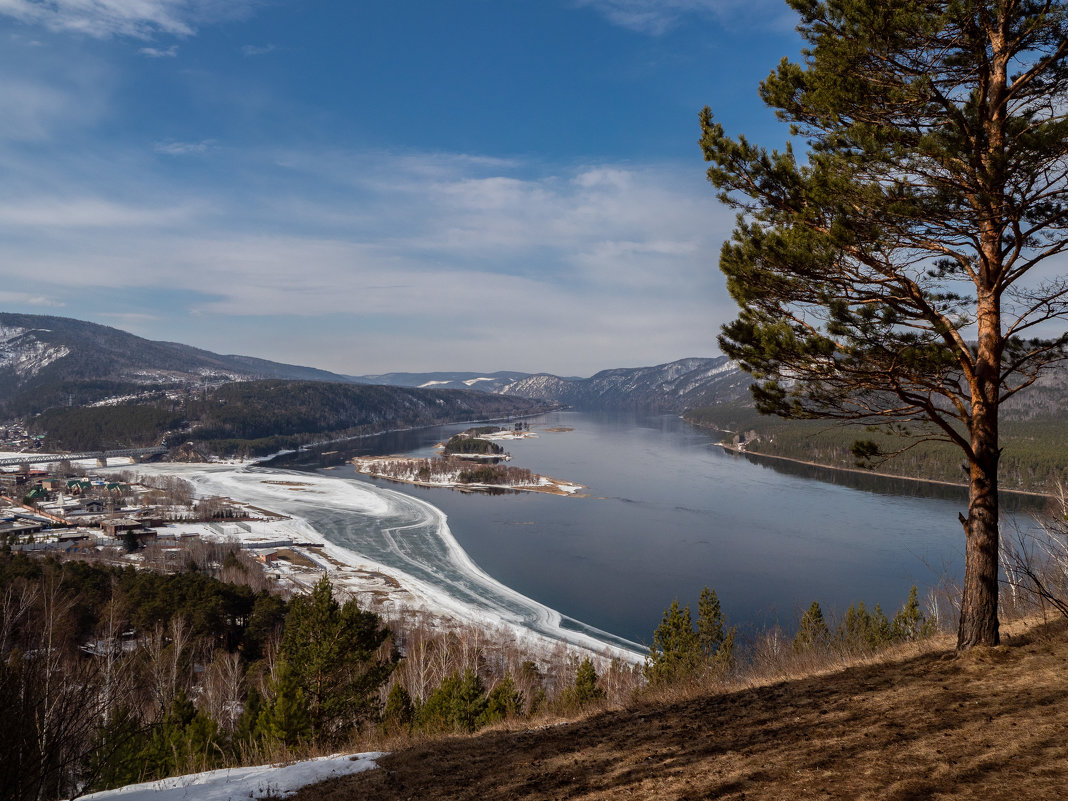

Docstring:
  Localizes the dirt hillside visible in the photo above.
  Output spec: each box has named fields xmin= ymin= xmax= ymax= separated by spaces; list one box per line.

xmin=294 ymin=622 xmax=1068 ymax=800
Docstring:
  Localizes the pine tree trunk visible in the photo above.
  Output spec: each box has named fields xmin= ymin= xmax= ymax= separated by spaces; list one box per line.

xmin=958 ymin=440 xmax=1000 ymax=648
xmin=957 ymin=301 xmax=1001 ymax=649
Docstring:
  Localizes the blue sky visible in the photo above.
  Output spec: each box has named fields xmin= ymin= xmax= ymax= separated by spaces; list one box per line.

xmin=0 ymin=0 xmax=801 ymax=376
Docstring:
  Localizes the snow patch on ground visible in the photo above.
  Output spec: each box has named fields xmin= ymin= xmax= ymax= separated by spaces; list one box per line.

xmin=74 ymin=752 xmax=385 ymax=801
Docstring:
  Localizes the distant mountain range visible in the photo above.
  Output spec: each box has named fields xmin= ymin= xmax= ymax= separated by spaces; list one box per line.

xmin=496 ymin=357 xmax=749 ymax=412
xmin=349 ymin=371 xmax=533 ymax=394
xmin=0 ymin=312 xmax=748 ymax=417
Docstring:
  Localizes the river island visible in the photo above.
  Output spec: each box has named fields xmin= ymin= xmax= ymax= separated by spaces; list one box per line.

xmin=351 ymin=425 xmax=585 ymax=496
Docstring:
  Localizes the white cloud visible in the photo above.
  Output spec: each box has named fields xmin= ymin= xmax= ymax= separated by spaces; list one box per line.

xmin=0 ymin=35 xmax=113 ymax=142
xmin=574 ymin=0 xmax=783 ymax=34
xmin=0 ymin=0 xmax=257 ymax=39
xmin=0 ymin=291 xmax=64 ymax=307
xmin=240 ymin=43 xmax=274 ymax=56
xmin=154 ymin=139 xmax=213 ymax=155
xmin=0 ymin=197 xmax=192 ymax=227
xmin=0 ymin=145 xmax=736 ymax=373
xmin=0 ymin=77 xmax=73 ymax=141
xmin=139 ymin=44 xmax=177 ymax=57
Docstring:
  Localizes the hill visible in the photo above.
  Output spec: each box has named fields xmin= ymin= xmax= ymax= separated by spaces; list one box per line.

xmin=294 ymin=622 xmax=1068 ymax=800
xmin=28 ymin=380 xmax=551 ymax=455
xmin=0 ymin=312 xmax=359 ymax=415
xmin=497 ymin=356 xmax=749 ymax=412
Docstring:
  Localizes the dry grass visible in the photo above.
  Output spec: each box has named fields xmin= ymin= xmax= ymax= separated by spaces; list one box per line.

xmin=290 ymin=618 xmax=1068 ymax=801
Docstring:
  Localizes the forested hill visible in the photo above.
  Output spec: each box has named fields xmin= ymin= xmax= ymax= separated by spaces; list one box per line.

xmin=684 ymin=402 xmax=1068 ymax=496
xmin=0 ymin=312 xmax=359 ymax=416
xmin=29 ymin=380 xmax=551 ymax=456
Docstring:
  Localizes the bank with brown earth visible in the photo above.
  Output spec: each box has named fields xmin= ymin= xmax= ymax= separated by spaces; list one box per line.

xmin=293 ymin=620 xmax=1068 ymax=801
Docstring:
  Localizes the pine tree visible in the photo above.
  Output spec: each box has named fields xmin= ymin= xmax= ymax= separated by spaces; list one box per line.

xmin=563 ymin=658 xmax=606 ymax=711
xmin=256 ymin=664 xmax=312 ymax=747
xmin=697 ymin=586 xmax=736 ymax=675
xmin=646 ymin=588 xmax=734 ymax=685
xmin=696 ymin=586 xmax=724 ymax=660
xmin=139 ymin=692 xmax=223 ymax=781
xmin=644 ymin=599 xmax=701 ymax=685
xmin=482 ymin=676 xmax=524 ymax=724
xmin=278 ymin=575 xmax=395 ymax=743
xmin=891 ymin=585 xmax=935 ymax=641
xmin=416 ymin=670 xmax=488 ymax=734
xmin=234 ymin=685 xmax=263 ymax=747
xmin=794 ymin=601 xmax=830 ymax=652
xmin=837 ymin=602 xmax=893 ymax=652
xmin=381 ymin=683 xmax=414 ymax=735
xmin=701 ymin=0 xmax=1068 ymax=650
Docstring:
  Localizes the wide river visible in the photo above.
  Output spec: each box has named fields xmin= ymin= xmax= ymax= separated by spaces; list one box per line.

xmin=270 ymin=410 xmax=1041 ymax=648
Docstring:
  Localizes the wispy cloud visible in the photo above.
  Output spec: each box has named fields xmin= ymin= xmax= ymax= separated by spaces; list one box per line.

xmin=0 ymin=77 xmax=74 ymax=141
xmin=0 ymin=45 xmax=111 ymax=142
xmin=240 ymin=43 xmax=274 ymax=56
xmin=0 ymin=144 xmax=735 ymax=372
xmin=0 ymin=0 xmax=258 ymax=39
xmin=0 ymin=290 xmax=64 ymax=307
xmin=154 ymin=139 xmax=213 ymax=155
xmin=0 ymin=196 xmax=194 ymax=227
xmin=574 ymin=0 xmax=781 ymax=34
xmin=139 ymin=44 xmax=177 ymax=57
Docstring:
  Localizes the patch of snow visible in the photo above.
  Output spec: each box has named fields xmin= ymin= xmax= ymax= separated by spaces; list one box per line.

xmin=418 ymin=380 xmax=454 ymax=387
xmin=462 ymin=377 xmax=495 ymax=386
xmin=482 ymin=431 xmax=537 ymax=441
xmin=73 ymin=752 xmax=385 ymax=801
xmin=0 ymin=325 xmax=28 ymax=345
xmin=89 ymin=394 xmax=142 ymax=407
xmin=0 ymin=326 xmax=70 ymax=377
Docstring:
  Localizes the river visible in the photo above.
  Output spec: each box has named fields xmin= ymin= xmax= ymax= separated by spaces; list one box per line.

xmin=269 ymin=410 xmax=1041 ymax=647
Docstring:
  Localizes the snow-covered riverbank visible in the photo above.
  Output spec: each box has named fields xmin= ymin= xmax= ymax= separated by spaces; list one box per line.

xmin=125 ymin=461 xmax=642 ymax=662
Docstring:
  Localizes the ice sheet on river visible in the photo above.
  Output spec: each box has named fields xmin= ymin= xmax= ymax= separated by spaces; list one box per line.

xmin=132 ymin=462 xmax=643 ymax=660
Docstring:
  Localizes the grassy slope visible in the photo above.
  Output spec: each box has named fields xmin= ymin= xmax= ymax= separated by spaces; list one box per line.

xmin=295 ymin=621 xmax=1068 ymax=800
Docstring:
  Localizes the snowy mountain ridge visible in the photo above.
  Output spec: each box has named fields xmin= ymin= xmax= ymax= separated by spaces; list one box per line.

xmin=497 ymin=356 xmax=749 ymax=412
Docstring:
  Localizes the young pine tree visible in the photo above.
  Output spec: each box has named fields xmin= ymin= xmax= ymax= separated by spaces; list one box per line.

xmin=793 ymin=601 xmax=831 ymax=652
xmin=644 ymin=599 xmax=701 ymax=685
xmin=562 ymin=657 xmax=606 ymax=711
xmin=278 ymin=575 xmax=395 ymax=743
xmin=646 ymin=587 xmax=734 ymax=685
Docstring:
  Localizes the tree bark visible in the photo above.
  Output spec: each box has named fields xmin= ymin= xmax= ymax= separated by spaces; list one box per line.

xmin=958 ymin=442 xmax=1000 ymax=648
xmin=958 ymin=298 xmax=1002 ymax=649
